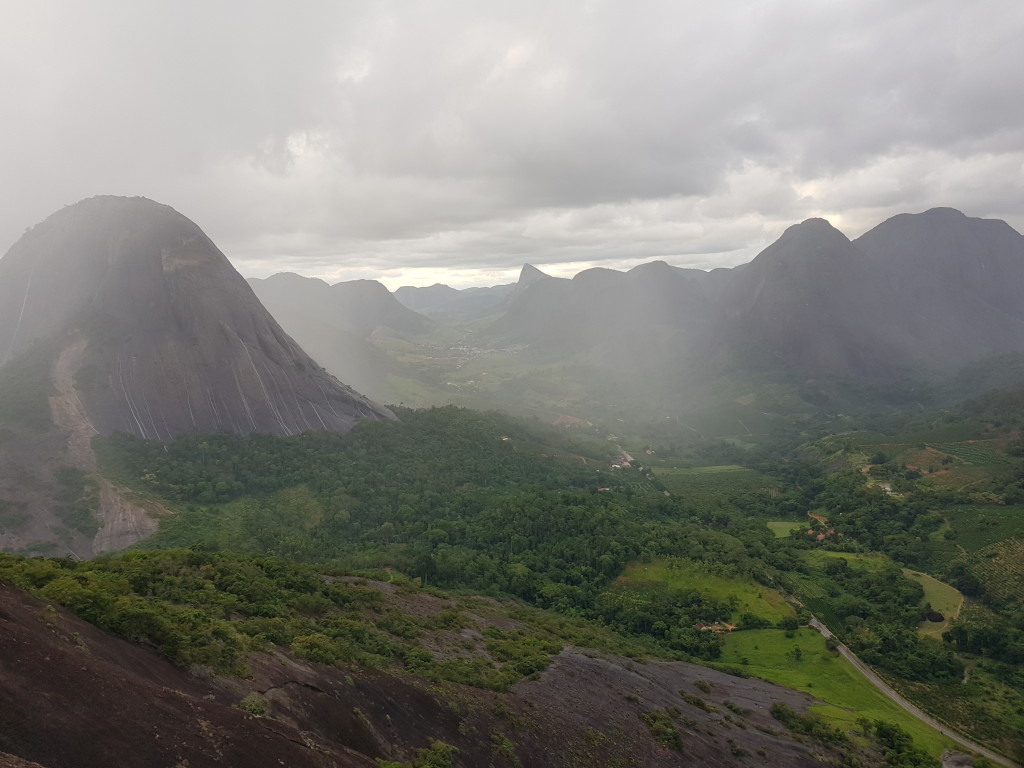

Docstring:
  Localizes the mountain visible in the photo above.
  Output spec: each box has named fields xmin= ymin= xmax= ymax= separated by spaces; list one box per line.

xmin=0 ymin=197 xmax=394 ymax=438
xmin=491 ymin=260 xmax=710 ymax=363
xmin=0 ymin=196 xmax=393 ymax=557
xmin=480 ymin=209 xmax=1024 ymax=406
xmin=516 ymin=262 xmax=551 ymax=289
xmin=250 ymin=273 xmax=431 ymax=336
xmin=709 ymin=218 xmax=914 ymax=377
xmin=137 ymin=204 xmax=1024 ymax=430
xmin=854 ymin=207 xmax=1024 ymax=367
xmin=392 ymin=281 xmax=462 ymax=313
xmin=248 ymin=273 xmax=433 ymax=401
xmin=394 ymin=280 xmax=516 ymax=322
xmin=492 ymin=219 xmax=907 ymax=375
xmin=401 ymin=208 xmax=1024 ymax=423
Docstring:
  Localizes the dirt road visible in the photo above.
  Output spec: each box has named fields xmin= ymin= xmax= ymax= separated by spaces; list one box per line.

xmin=808 ymin=618 xmax=1019 ymax=768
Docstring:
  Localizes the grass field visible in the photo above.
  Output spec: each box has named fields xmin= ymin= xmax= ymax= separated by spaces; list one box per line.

xmin=652 ymin=464 xmax=778 ymax=498
xmin=800 ymin=552 xmax=963 ymax=637
xmin=767 ymin=521 xmax=805 ymax=538
xmin=616 ymin=558 xmax=794 ymax=624
xmin=902 ymin=569 xmax=963 ymax=637
xmin=721 ymin=628 xmax=954 ymax=757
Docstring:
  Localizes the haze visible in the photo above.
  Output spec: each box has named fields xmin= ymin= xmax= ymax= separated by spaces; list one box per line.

xmin=2 ymin=0 xmax=1022 ymax=288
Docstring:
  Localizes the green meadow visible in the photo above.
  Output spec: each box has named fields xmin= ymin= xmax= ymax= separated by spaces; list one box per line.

xmin=617 ymin=558 xmax=794 ymax=624
xmin=721 ymin=628 xmax=954 ymax=757
xmin=767 ymin=520 xmax=805 ymax=538
xmin=903 ymin=569 xmax=963 ymax=638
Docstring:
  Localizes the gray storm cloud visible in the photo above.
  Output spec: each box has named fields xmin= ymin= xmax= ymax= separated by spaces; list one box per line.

xmin=1 ymin=0 xmax=1022 ymax=287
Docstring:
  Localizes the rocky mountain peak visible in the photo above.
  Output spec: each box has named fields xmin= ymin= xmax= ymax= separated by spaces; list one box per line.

xmin=0 ymin=196 xmax=394 ymax=439
xmin=517 ymin=263 xmax=551 ymax=287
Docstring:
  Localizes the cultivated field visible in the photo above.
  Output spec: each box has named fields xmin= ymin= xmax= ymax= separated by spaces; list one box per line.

xmin=652 ymin=464 xmax=778 ymax=499
xmin=964 ymin=539 xmax=1024 ymax=607
xmin=942 ymin=505 xmax=1024 ymax=552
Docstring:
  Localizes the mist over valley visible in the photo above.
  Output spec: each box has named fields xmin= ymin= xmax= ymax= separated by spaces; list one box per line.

xmin=3 ymin=3 xmax=1024 ymax=766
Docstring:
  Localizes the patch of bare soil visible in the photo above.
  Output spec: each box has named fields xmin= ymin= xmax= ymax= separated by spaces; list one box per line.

xmin=91 ymin=479 xmax=161 ymax=553
xmin=48 ymin=340 xmax=98 ymax=471
xmin=44 ymin=339 xmax=167 ymax=555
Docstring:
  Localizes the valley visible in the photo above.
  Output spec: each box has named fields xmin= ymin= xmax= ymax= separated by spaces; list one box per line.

xmin=3 ymin=0 xmax=1023 ymax=764
xmin=2 ymin=197 xmax=1024 ymax=767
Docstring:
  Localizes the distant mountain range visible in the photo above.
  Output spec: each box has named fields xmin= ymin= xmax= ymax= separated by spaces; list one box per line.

xmin=249 ymin=207 xmax=1024 ymax=421
xmin=4 ymin=200 xmax=1020 ymax=433
xmin=487 ymin=208 xmax=1024 ymax=377
xmin=247 ymin=272 xmax=430 ymax=399
xmin=4 ymin=199 xmax=1022 ymax=555
xmin=393 ymin=281 xmax=515 ymax=322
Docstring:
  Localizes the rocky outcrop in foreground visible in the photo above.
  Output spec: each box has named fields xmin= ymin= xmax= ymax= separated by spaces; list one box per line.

xmin=0 ymin=582 xmax=869 ymax=768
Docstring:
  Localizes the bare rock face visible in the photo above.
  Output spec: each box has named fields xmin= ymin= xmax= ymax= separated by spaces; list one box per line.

xmin=854 ymin=207 xmax=1024 ymax=366
xmin=0 ymin=582 xmax=871 ymax=768
xmin=0 ymin=196 xmax=394 ymax=439
xmin=0 ymin=196 xmax=395 ymax=557
xmin=710 ymin=218 xmax=911 ymax=377
xmin=488 ymin=209 xmax=1024 ymax=390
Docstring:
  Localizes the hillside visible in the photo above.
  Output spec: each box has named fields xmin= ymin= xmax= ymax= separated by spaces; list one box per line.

xmin=388 ymin=209 xmax=1024 ymax=422
xmin=247 ymin=272 xmax=434 ymax=401
xmin=0 ymin=550 xmax=910 ymax=768
xmin=394 ymin=281 xmax=515 ymax=322
xmin=0 ymin=197 xmax=393 ymax=557
xmin=0 ymin=197 xmax=393 ymax=438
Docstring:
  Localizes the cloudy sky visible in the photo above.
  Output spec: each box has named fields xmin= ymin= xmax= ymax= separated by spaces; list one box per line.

xmin=2 ymin=1 xmax=1022 ymax=289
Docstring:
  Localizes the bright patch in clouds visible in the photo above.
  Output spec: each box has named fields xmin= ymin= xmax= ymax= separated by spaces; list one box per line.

xmin=1 ymin=1 xmax=1022 ymax=288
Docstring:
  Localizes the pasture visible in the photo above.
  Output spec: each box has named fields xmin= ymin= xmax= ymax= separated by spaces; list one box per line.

xmin=767 ymin=521 xmax=805 ymax=538
xmin=721 ymin=628 xmax=953 ymax=757
xmin=616 ymin=558 xmax=794 ymax=624
xmin=902 ymin=569 xmax=963 ymax=637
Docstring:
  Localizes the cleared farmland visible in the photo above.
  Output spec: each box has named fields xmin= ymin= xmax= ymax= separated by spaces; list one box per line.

xmin=652 ymin=464 xmax=778 ymax=498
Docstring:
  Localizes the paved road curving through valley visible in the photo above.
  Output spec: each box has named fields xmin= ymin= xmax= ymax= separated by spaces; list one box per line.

xmin=807 ymin=618 xmax=1020 ymax=768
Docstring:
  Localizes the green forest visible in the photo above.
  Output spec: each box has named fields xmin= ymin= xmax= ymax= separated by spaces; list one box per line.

xmin=4 ymin=400 xmax=1024 ymax=763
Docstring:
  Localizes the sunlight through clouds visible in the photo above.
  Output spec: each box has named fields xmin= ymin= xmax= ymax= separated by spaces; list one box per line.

xmin=1 ymin=1 xmax=1022 ymax=286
